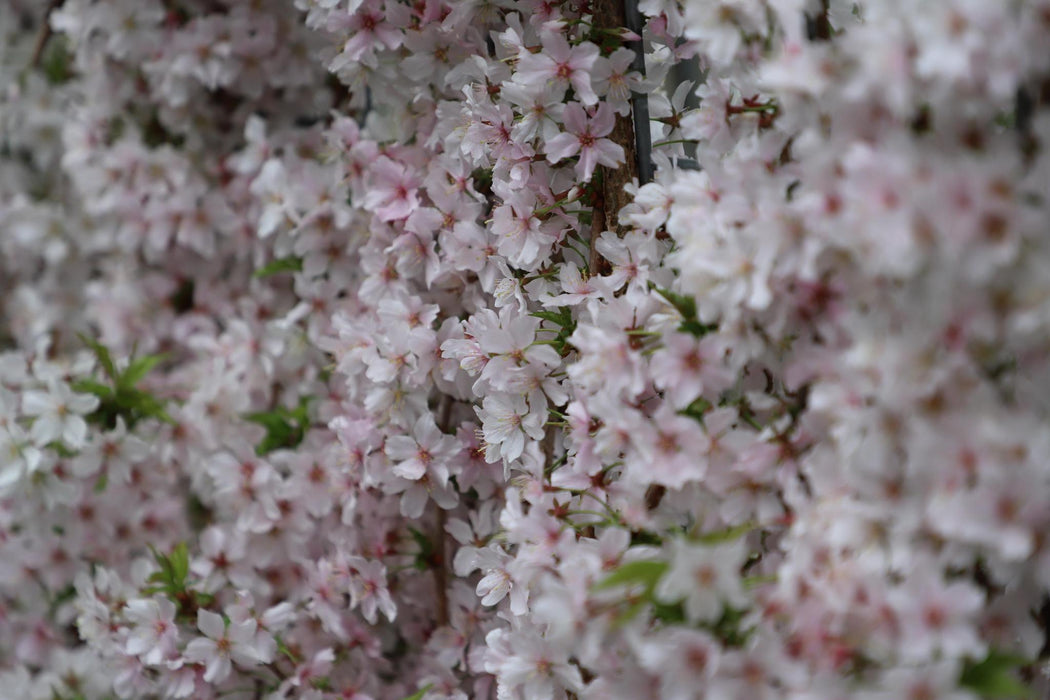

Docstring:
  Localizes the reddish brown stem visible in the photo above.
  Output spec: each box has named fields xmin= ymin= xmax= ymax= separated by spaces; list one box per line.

xmin=29 ymin=0 xmax=64 ymax=69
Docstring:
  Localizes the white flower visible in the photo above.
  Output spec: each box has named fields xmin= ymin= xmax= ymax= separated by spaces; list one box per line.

xmin=477 ymin=394 xmax=545 ymax=463
xmin=22 ymin=381 xmax=99 ymax=448
xmin=123 ymin=598 xmax=178 ymax=666
xmin=656 ymin=538 xmax=749 ymax=622
xmin=184 ymin=609 xmax=262 ymax=684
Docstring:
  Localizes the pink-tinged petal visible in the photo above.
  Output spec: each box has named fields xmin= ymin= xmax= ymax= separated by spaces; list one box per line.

xmin=184 ymin=637 xmax=217 ymax=663
xmin=544 ymin=133 xmax=581 ymax=164
xmin=204 ymin=655 xmax=232 ymax=684
xmin=375 ymin=24 xmax=402 ymax=50
xmin=68 ymin=392 xmax=100 ymax=414
xmin=577 ymin=147 xmax=599 ymax=182
xmin=228 ymin=618 xmax=257 ymax=646
xmin=21 ymin=391 xmax=51 ymax=416
xmin=29 ymin=417 xmax=59 ymax=446
xmin=561 ymin=102 xmax=588 ymax=133
xmin=197 ymin=609 xmax=226 ymax=640
xmin=542 ymin=32 xmax=571 ymax=63
xmin=385 ymin=435 xmax=418 ymax=461
xmin=378 ymin=592 xmax=397 ymax=621
xmin=595 ymin=140 xmax=626 ymax=168
xmin=157 ymin=597 xmax=177 ymax=620
xmin=571 ymin=74 xmax=599 ymax=106
xmin=569 ymin=41 xmax=600 ymax=71
xmin=502 ymin=431 xmax=525 ymax=462
xmin=377 ymin=192 xmax=419 ymax=221
xmin=400 ymin=484 xmax=428 ymax=518
xmin=393 ymin=457 xmax=426 ymax=480
xmin=125 ymin=632 xmax=152 ymax=656
xmin=514 ymin=53 xmax=557 ymax=85
xmin=509 ymin=583 xmax=529 ymax=615
xmin=62 ymin=416 xmax=88 ymax=448
xmin=590 ymin=103 xmax=616 ymax=137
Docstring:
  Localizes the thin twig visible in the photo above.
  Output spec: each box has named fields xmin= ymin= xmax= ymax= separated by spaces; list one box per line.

xmin=589 ymin=0 xmax=647 ymax=274
xmin=29 ymin=0 xmax=64 ymax=69
xmin=432 ymin=394 xmax=454 ymax=627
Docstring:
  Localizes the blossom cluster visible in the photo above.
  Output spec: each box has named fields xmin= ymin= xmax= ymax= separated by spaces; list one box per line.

xmin=1 ymin=0 xmax=1050 ymax=698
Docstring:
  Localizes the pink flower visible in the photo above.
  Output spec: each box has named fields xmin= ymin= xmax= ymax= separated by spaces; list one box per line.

xmin=656 ymin=538 xmax=748 ymax=623
xmin=123 ymin=598 xmax=178 ymax=666
xmin=545 ymin=103 xmax=625 ymax=182
xmin=22 ymin=380 xmax=99 ymax=448
xmin=385 ymin=413 xmax=456 ymax=481
xmin=183 ymin=609 xmax=262 ymax=684
xmin=363 ymin=157 xmax=420 ymax=222
xmin=515 ymin=32 xmax=600 ymax=106
xmin=347 ymin=557 xmax=397 ymax=623
xmin=650 ymin=332 xmax=734 ymax=408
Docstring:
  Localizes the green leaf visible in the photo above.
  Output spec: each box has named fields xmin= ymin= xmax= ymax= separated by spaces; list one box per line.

xmin=693 ymin=521 xmax=758 ymax=545
xmin=679 ymin=397 xmax=712 ymax=423
xmin=593 ymin=560 xmax=669 ymax=592
xmin=959 ymin=650 xmax=1035 ymax=699
xmin=648 ymin=284 xmax=718 ymax=337
xmin=77 ymin=334 xmax=117 ymax=382
xmin=254 ymin=256 xmax=303 ymax=278
xmin=275 ymin=634 xmax=301 ymax=664
xmin=46 ymin=441 xmax=79 ymax=458
xmin=530 ymin=308 xmax=574 ymax=327
xmin=70 ymin=379 xmax=113 ymax=399
xmin=75 ymin=337 xmax=173 ymax=429
xmin=709 ymin=605 xmax=753 ymax=648
xmin=610 ymin=597 xmax=649 ymax=628
xmin=650 ymin=285 xmax=698 ymax=322
xmin=169 ymin=542 xmax=190 ymax=584
xmin=120 ymin=353 xmax=167 ymax=389
xmin=651 ymin=600 xmax=687 ymax=624
xmin=41 ymin=37 xmax=74 ymax=85
xmin=244 ymin=397 xmax=311 ymax=455
xmin=678 ymin=318 xmax=718 ymax=337
xmin=146 ymin=542 xmax=190 ymax=594
xmin=403 ymin=528 xmax=432 ymax=566
xmin=399 ymin=684 xmax=434 ymax=700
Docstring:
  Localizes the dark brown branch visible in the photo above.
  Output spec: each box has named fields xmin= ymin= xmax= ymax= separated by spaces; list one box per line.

xmin=29 ymin=0 xmax=64 ymax=69
xmin=589 ymin=0 xmax=643 ymax=275
xmin=432 ymin=394 xmax=455 ymax=628
xmin=433 ymin=506 xmax=450 ymax=627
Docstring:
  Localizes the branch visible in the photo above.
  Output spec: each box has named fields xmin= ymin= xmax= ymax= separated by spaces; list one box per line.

xmin=589 ymin=0 xmax=650 ymax=273
xmin=432 ymin=394 xmax=455 ymax=628
xmin=29 ymin=0 xmax=64 ymax=69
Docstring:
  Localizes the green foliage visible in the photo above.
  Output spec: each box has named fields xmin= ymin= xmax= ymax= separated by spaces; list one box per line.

xmin=71 ymin=335 xmax=172 ymax=431
xmin=142 ymin=542 xmax=214 ymax=619
xmin=594 ymin=560 xmax=669 ymax=593
xmin=679 ymin=397 xmax=712 ymax=424
xmin=532 ymin=306 xmax=576 ymax=357
xmin=594 ymin=560 xmax=671 ymax=627
xmin=244 ymin=396 xmax=311 ymax=455
xmin=143 ymin=542 xmax=191 ymax=598
xmin=275 ymin=634 xmax=302 ymax=664
xmin=408 ymin=527 xmax=436 ymax=571
xmin=649 ymin=283 xmax=718 ymax=337
xmin=959 ymin=650 xmax=1035 ymax=699
xmin=41 ymin=37 xmax=74 ymax=85
xmin=254 ymin=256 xmax=303 ymax=278
xmin=693 ymin=521 xmax=758 ymax=545
xmin=399 ymin=684 xmax=434 ymax=700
